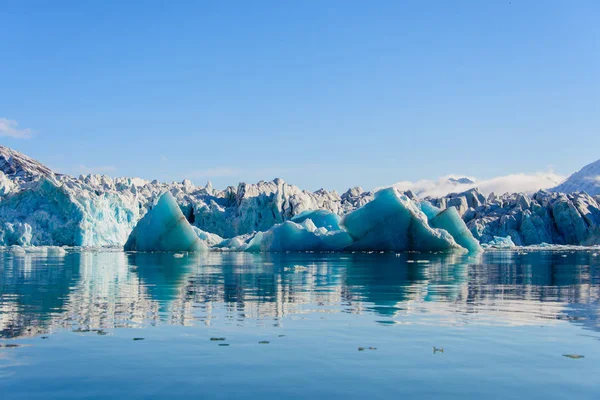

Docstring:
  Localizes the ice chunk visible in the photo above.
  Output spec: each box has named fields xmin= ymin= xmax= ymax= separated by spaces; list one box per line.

xmin=258 ymin=221 xmax=322 ymax=252
xmin=124 ymin=192 xmax=207 ymax=252
xmin=291 ymin=210 xmax=342 ymax=231
xmin=482 ymin=236 xmax=516 ymax=249
xmin=191 ymin=226 xmax=223 ymax=247
xmin=418 ymin=201 xmax=442 ymax=221
xmin=318 ymin=229 xmax=354 ymax=250
xmin=234 ymin=221 xmax=353 ymax=252
xmin=429 ymin=207 xmax=482 ymax=252
xmin=341 ymin=188 xmax=461 ymax=252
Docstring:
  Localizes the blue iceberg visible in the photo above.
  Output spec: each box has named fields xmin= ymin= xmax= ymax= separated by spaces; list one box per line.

xmin=124 ymin=192 xmax=207 ymax=252
xmin=341 ymin=188 xmax=461 ymax=252
xmin=429 ymin=207 xmax=482 ymax=252
xmin=240 ymin=220 xmax=353 ymax=252
xmin=291 ymin=210 xmax=342 ymax=231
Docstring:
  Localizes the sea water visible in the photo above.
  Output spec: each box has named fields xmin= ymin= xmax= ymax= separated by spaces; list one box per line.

xmin=0 ymin=250 xmax=599 ymax=399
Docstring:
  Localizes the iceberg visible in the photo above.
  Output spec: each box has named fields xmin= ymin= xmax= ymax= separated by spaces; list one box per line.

xmin=481 ymin=236 xmax=516 ymax=249
xmin=429 ymin=207 xmax=482 ymax=252
xmin=219 ymin=220 xmax=353 ymax=252
xmin=291 ymin=210 xmax=342 ymax=231
xmin=257 ymin=221 xmax=323 ymax=252
xmin=341 ymin=188 xmax=461 ymax=252
xmin=124 ymin=192 xmax=207 ymax=252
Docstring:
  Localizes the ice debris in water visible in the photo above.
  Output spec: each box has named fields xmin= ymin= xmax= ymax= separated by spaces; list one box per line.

xmin=481 ymin=236 xmax=516 ymax=249
xmin=124 ymin=192 xmax=207 ymax=252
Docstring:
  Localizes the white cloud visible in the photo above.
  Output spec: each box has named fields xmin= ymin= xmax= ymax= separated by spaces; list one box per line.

xmin=0 ymin=118 xmax=34 ymax=139
xmin=388 ymin=172 xmax=565 ymax=198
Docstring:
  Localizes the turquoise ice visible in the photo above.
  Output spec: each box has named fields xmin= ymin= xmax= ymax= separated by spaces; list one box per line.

xmin=124 ymin=192 xmax=207 ymax=252
xmin=429 ymin=207 xmax=482 ymax=252
xmin=342 ymin=188 xmax=461 ymax=252
xmin=291 ymin=210 xmax=342 ymax=231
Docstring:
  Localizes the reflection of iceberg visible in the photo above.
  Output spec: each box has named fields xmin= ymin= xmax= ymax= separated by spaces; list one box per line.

xmin=1 ymin=250 xmax=599 ymax=339
xmin=0 ymin=250 xmax=76 ymax=338
xmin=125 ymin=192 xmax=207 ymax=252
xmin=127 ymin=252 xmax=197 ymax=312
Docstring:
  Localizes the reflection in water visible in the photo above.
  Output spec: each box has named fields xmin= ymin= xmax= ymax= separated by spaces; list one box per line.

xmin=1 ymin=250 xmax=599 ymax=339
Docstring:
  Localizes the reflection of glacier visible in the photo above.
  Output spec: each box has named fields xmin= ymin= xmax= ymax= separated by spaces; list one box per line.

xmin=1 ymin=251 xmax=599 ymax=338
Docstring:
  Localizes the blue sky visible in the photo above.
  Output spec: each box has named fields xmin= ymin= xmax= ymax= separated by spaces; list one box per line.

xmin=1 ymin=1 xmax=599 ymax=191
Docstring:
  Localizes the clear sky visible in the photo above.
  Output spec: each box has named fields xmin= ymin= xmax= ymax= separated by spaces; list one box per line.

xmin=1 ymin=1 xmax=598 ymax=192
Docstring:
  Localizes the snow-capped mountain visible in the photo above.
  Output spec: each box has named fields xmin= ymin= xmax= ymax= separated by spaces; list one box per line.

xmin=0 ymin=145 xmax=54 ymax=182
xmin=551 ymin=159 xmax=600 ymax=195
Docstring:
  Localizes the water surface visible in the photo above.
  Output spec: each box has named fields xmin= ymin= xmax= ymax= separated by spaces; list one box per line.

xmin=1 ymin=250 xmax=599 ymax=399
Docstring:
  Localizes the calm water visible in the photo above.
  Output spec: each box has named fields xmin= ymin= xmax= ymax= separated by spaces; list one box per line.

xmin=1 ymin=250 xmax=599 ymax=399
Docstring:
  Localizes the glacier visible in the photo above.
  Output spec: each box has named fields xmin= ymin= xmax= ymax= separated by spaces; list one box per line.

xmin=1 ymin=145 xmax=600 ymax=252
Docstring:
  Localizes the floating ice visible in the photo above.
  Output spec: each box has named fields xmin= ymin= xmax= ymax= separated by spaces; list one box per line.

xmin=481 ymin=236 xmax=516 ymax=249
xmin=124 ymin=192 xmax=207 ymax=252
xmin=341 ymin=188 xmax=461 ymax=252
xmin=291 ymin=210 xmax=342 ymax=231
xmin=237 ymin=221 xmax=353 ymax=252
xmin=258 ymin=221 xmax=322 ymax=252
xmin=429 ymin=207 xmax=482 ymax=252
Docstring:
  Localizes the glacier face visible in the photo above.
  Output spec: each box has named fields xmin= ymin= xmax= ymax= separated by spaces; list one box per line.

xmin=0 ymin=145 xmax=599 ymax=251
xmin=430 ymin=189 xmax=600 ymax=246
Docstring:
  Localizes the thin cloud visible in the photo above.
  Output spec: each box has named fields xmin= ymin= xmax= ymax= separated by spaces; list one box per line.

xmin=0 ymin=118 xmax=34 ymax=139
xmin=389 ymin=172 xmax=564 ymax=198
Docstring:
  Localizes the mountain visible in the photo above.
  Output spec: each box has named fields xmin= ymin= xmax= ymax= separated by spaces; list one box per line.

xmin=551 ymin=159 xmax=600 ymax=195
xmin=448 ymin=177 xmax=475 ymax=185
xmin=0 ymin=145 xmax=54 ymax=182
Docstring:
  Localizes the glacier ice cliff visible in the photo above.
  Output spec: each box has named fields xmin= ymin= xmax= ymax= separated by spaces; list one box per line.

xmin=429 ymin=189 xmax=600 ymax=246
xmin=124 ymin=192 xmax=207 ymax=252
xmin=1 ymin=145 xmax=599 ymax=251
